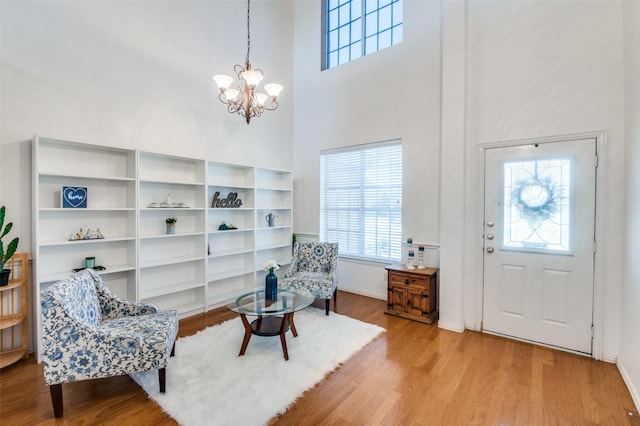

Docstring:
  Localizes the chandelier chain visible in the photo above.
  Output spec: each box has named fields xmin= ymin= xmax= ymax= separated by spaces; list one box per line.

xmin=245 ymin=0 xmax=251 ymax=67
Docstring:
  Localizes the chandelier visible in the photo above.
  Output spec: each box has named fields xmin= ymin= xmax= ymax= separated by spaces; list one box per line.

xmin=212 ymin=0 xmax=283 ymax=125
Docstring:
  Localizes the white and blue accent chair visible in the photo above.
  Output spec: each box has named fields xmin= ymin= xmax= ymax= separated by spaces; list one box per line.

xmin=280 ymin=242 xmax=339 ymax=315
xmin=41 ymin=269 xmax=179 ymax=418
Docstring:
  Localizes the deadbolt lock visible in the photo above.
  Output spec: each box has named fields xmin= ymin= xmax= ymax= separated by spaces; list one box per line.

xmin=486 ymin=247 xmax=494 ymax=254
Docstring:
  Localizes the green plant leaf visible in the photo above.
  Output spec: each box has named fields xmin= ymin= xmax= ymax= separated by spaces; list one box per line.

xmin=0 ymin=206 xmax=20 ymax=268
xmin=4 ymin=238 xmax=19 ymax=265
xmin=1 ymin=221 xmax=12 ymax=240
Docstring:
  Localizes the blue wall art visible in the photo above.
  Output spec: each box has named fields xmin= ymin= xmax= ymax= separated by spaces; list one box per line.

xmin=62 ymin=186 xmax=88 ymax=208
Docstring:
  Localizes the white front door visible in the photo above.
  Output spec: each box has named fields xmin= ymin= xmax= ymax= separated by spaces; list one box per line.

xmin=482 ymin=138 xmax=597 ymax=354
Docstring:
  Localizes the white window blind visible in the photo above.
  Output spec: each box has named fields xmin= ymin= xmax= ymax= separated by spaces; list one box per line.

xmin=320 ymin=141 xmax=403 ymax=261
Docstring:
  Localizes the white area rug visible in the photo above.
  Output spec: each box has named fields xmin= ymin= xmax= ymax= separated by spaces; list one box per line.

xmin=131 ymin=308 xmax=384 ymax=426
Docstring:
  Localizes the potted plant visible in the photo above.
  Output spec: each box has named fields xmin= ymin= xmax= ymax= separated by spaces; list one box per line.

xmin=165 ymin=216 xmax=177 ymax=234
xmin=0 ymin=206 xmax=20 ymax=286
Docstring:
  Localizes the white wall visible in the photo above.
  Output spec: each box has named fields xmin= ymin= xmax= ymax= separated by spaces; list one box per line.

xmin=460 ymin=0 xmax=625 ymax=361
xmin=293 ymin=0 xmax=628 ymax=363
xmin=0 ymin=0 xmax=294 ymax=256
xmin=292 ymin=0 xmax=443 ymax=299
xmin=620 ymin=0 xmax=640 ymax=410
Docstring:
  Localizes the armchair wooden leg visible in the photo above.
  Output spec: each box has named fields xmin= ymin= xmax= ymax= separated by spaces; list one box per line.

xmin=170 ymin=342 xmax=176 ymax=357
xmin=49 ymin=383 xmax=63 ymax=418
xmin=159 ymin=368 xmax=166 ymax=393
xmin=325 ymin=290 xmax=338 ymax=315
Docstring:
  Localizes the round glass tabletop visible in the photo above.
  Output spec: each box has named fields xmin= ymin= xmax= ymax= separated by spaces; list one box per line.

xmin=225 ymin=288 xmax=314 ymax=317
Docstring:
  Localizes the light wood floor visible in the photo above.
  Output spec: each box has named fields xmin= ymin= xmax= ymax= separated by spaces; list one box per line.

xmin=1 ymin=291 xmax=637 ymax=425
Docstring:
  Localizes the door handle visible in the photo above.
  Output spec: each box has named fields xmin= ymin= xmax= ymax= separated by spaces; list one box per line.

xmin=486 ymin=247 xmax=494 ymax=254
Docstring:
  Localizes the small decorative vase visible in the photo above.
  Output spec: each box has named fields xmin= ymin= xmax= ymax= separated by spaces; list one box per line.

xmin=265 ymin=213 xmax=275 ymax=228
xmin=265 ymin=271 xmax=278 ymax=301
xmin=166 ymin=223 xmax=175 ymax=234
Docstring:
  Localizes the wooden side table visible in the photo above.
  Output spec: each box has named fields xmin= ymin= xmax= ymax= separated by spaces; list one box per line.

xmin=0 ymin=253 xmax=29 ymax=368
xmin=385 ymin=263 xmax=438 ymax=324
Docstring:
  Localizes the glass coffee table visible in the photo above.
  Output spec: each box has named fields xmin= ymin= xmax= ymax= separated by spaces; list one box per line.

xmin=225 ymin=289 xmax=314 ymax=361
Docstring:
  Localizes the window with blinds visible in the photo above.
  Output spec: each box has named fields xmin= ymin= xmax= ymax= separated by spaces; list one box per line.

xmin=320 ymin=141 xmax=403 ymax=261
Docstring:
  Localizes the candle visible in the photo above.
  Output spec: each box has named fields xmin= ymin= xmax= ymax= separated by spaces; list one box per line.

xmin=418 ymin=245 xmax=425 ymax=252
xmin=408 ymin=250 xmax=414 ymax=257
xmin=407 ymin=237 xmax=413 ymax=245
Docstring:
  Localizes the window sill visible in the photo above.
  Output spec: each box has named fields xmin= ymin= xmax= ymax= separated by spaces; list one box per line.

xmin=338 ymin=255 xmax=397 ymax=267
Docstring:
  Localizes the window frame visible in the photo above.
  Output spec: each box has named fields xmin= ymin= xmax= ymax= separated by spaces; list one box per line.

xmin=321 ymin=0 xmax=404 ymax=70
xmin=319 ymin=140 xmax=403 ymax=262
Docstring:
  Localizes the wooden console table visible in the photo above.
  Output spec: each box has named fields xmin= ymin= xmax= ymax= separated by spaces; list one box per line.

xmin=385 ymin=263 xmax=438 ymax=324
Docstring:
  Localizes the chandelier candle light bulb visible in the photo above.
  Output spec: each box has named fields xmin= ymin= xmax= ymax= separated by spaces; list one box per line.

xmin=241 ymin=69 xmax=263 ymax=88
xmin=224 ymin=88 xmax=240 ymax=103
xmin=264 ymin=83 xmax=283 ymax=98
xmin=256 ymin=92 xmax=268 ymax=107
xmin=212 ymin=75 xmax=233 ymax=91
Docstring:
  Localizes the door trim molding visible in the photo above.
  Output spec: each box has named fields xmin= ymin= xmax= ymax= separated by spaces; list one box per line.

xmin=477 ymin=130 xmax=607 ymax=360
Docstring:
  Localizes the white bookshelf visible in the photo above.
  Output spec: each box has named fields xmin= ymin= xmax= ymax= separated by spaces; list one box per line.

xmin=206 ymin=162 xmax=257 ymax=306
xmin=255 ymin=168 xmax=293 ymax=283
xmin=205 ymin=163 xmax=293 ymax=307
xmin=138 ymin=151 xmax=207 ymax=317
xmin=32 ymin=137 xmax=292 ymax=360
xmin=32 ymin=136 xmax=137 ymax=360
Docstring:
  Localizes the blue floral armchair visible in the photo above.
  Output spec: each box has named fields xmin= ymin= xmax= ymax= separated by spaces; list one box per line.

xmin=279 ymin=242 xmax=338 ymax=315
xmin=41 ymin=269 xmax=179 ymax=418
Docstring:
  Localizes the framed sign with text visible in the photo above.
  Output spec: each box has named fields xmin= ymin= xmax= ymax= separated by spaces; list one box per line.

xmin=62 ymin=186 xmax=88 ymax=208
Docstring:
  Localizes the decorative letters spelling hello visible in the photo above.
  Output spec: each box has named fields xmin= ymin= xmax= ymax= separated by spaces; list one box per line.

xmin=211 ymin=191 xmax=243 ymax=208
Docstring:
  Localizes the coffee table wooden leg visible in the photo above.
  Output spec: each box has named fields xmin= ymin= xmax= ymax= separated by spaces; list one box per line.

xmin=279 ymin=314 xmax=290 ymax=361
xmin=289 ymin=312 xmax=299 ymax=338
xmin=239 ymin=314 xmax=252 ymax=356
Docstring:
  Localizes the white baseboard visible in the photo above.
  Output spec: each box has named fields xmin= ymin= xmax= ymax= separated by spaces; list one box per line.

xmin=338 ymin=288 xmax=386 ymax=301
xmin=464 ymin=322 xmax=482 ymax=332
xmin=438 ymin=321 xmax=465 ymax=333
xmin=617 ymin=360 xmax=640 ymax=413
